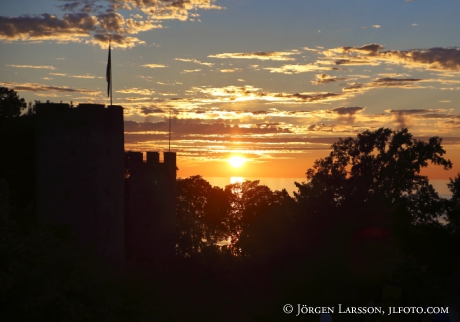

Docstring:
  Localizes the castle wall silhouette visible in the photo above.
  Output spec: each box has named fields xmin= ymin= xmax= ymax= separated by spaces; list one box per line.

xmin=36 ymin=103 xmax=176 ymax=267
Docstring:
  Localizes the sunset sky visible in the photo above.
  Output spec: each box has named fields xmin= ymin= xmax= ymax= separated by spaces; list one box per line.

xmin=2 ymin=0 xmax=460 ymax=179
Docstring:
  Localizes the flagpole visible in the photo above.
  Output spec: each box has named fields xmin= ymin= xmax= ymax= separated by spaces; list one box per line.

xmin=109 ymin=41 xmax=113 ymax=106
xmin=168 ymin=108 xmax=171 ymax=152
xmin=106 ymin=40 xmax=112 ymax=106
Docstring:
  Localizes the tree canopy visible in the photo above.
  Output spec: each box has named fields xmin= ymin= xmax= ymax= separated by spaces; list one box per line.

xmin=0 ymin=86 xmax=27 ymax=119
xmin=295 ymin=128 xmax=452 ymax=225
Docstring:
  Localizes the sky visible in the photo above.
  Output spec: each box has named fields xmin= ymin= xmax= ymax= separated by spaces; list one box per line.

xmin=2 ymin=0 xmax=460 ymax=180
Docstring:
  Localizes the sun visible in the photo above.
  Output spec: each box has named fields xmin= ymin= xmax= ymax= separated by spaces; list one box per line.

xmin=228 ymin=156 xmax=247 ymax=168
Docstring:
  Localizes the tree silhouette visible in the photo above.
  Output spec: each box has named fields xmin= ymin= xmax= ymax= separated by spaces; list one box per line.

xmin=0 ymin=87 xmax=27 ymax=120
xmin=295 ymin=128 xmax=452 ymax=224
xmin=0 ymin=89 xmax=36 ymax=211
xmin=289 ymin=128 xmax=458 ymax=306
xmin=176 ymin=175 xmax=231 ymax=257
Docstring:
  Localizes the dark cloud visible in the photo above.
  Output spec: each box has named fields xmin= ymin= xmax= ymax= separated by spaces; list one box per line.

xmin=58 ymin=1 xmax=95 ymax=13
xmin=0 ymin=13 xmax=97 ymax=41
xmin=335 ymin=59 xmax=380 ymax=66
xmin=331 ymin=106 xmax=365 ymax=115
xmin=289 ymin=92 xmax=342 ymax=102
xmin=341 ymin=43 xmax=384 ymax=56
xmin=124 ymin=119 xmax=292 ymax=136
xmin=0 ymin=0 xmax=221 ymax=48
xmin=311 ymin=73 xmax=347 ymax=84
xmin=343 ymin=82 xmax=364 ymax=92
xmin=330 ymin=106 xmax=365 ymax=124
xmin=383 ymin=47 xmax=460 ymax=71
xmin=327 ymin=44 xmax=460 ymax=72
xmin=369 ymin=77 xmax=424 ymax=88
xmin=140 ymin=106 xmax=165 ymax=115
xmin=385 ymin=108 xmax=447 ymax=127
xmin=1 ymin=81 xmax=100 ymax=94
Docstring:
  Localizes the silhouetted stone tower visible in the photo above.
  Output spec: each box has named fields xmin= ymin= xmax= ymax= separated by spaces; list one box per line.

xmin=125 ymin=151 xmax=177 ymax=264
xmin=36 ymin=103 xmax=125 ymax=267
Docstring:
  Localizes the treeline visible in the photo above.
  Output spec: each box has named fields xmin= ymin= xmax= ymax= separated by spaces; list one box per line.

xmin=174 ymin=129 xmax=460 ymax=318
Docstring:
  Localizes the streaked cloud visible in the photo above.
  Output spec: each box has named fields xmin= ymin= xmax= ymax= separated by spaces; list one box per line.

xmin=142 ymin=63 xmax=167 ymax=68
xmin=175 ymin=58 xmax=214 ymax=67
xmin=190 ymin=85 xmax=347 ymax=104
xmin=7 ymin=64 xmax=56 ymax=70
xmin=323 ymin=44 xmax=460 ymax=72
xmin=181 ymin=69 xmax=201 ymax=73
xmin=1 ymin=81 xmax=100 ymax=94
xmin=49 ymin=72 xmax=99 ymax=79
xmin=116 ymin=87 xmax=155 ymax=95
xmin=209 ymin=50 xmax=300 ymax=61
xmin=219 ymin=68 xmax=243 ymax=73
xmin=368 ymin=77 xmax=425 ymax=88
xmin=125 ymin=119 xmax=291 ymax=136
xmin=264 ymin=63 xmax=330 ymax=74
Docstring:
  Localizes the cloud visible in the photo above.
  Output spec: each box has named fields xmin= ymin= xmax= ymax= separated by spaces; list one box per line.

xmin=0 ymin=0 xmax=223 ymax=48
xmin=7 ymin=64 xmax=56 ymax=70
xmin=124 ymin=97 xmax=152 ymax=101
xmin=330 ymin=106 xmax=365 ymax=124
xmin=142 ymin=63 xmax=167 ymax=68
xmin=385 ymin=108 xmax=450 ymax=127
xmin=264 ymin=64 xmax=330 ymax=74
xmin=190 ymin=85 xmax=346 ymax=104
xmin=208 ymin=50 xmax=300 ymax=61
xmin=368 ymin=77 xmax=425 ymax=88
xmin=49 ymin=72 xmax=99 ymax=79
xmin=175 ymin=58 xmax=214 ymax=67
xmin=377 ymin=73 xmax=409 ymax=77
xmin=122 ymin=0 xmax=225 ymax=21
xmin=331 ymin=106 xmax=365 ymax=115
xmin=372 ymin=25 xmax=381 ymax=29
xmin=181 ymin=69 xmax=201 ymax=73
xmin=0 ymin=13 xmax=97 ymax=42
xmin=116 ymin=87 xmax=155 ymax=95
xmin=139 ymin=106 xmax=165 ymax=115
xmin=1 ymin=81 xmax=100 ymax=94
xmin=311 ymin=73 xmax=347 ymax=84
xmin=219 ymin=68 xmax=243 ymax=73
xmin=333 ymin=44 xmax=384 ymax=56
xmin=334 ymin=59 xmax=381 ymax=66
xmin=323 ymin=44 xmax=460 ymax=72
xmin=124 ymin=119 xmax=291 ymax=136
xmin=342 ymin=77 xmax=428 ymax=96
xmin=379 ymin=47 xmax=460 ymax=72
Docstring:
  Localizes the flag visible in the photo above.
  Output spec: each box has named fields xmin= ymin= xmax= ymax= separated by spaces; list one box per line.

xmin=106 ymin=43 xmax=111 ymax=98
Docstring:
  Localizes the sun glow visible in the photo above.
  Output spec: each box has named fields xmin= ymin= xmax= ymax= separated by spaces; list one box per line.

xmin=228 ymin=156 xmax=247 ymax=168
